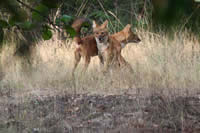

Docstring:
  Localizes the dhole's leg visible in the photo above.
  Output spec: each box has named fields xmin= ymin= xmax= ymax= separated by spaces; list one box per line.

xmin=72 ymin=50 xmax=81 ymax=77
xmin=98 ymin=54 xmax=104 ymax=65
xmin=82 ymin=56 xmax=91 ymax=74
xmin=118 ymin=54 xmax=127 ymax=65
xmin=98 ymin=54 xmax=104 ymax=71
xmin=112 ymin=60 xmax=120 ymax=71
xmin=103 ymin=53 xmax=113 ymax=73
xmin=106 ymin=53 xmax=119 ymax=75
xmin=112 ymin=51 xmax=120 ymax=68
xmin=118 ymin=54 xmax=133 ymax=72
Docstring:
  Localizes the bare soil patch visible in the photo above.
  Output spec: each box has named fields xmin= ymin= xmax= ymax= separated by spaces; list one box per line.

xmin=0 ymin=90 xmax=200 ymax=133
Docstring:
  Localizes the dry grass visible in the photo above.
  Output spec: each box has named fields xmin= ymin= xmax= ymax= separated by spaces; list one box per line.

xmin=0 ymin=29 xmax=200 ymax=98
xmin=1 ymin=29 xmax=200 ymax=133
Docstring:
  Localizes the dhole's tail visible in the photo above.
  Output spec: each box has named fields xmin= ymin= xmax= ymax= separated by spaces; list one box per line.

xmin=71 ymin=17 xmax=91 ymax=45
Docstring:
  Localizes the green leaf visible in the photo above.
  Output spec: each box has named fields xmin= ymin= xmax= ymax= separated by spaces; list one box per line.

xmin=88 ymin=11 xmax=104 ymax=18
xmin=16 ymin=10 xmax=28 ymax=22
xmin=41 ymin=0 xmax=60 ymax=8
xmin=60 ymin=15 xmax=73 ymax=24
xmin=8 ymin=17 xmax=16 ymax=26
xmin=0 ymin=19 xmax=9 ymax=28
xmin=8 ymin=16 xmax=21 ymax=26
xmin=81 ymin=21 xmax=90 ymax=28
xmin=8 ymin=17 xmax=33 ymax=30
xmin=44 ymin=24 xmax=53 ymax=30
xmin=65 ymin=25 xmax=76 ymax=38
xmin=0 ymin=27 xmax=4 ymax=43
xmin=32 ymin=12 xmax=43 ymax=22
xmin=32 ymin=4 xmax=49 ymax=22
xmin=55 ymin=18 xmax=61 ymax=26
xmin=42 ymin=26 xmax=52 ymax=40
xmin=22 ymin=21 xmax=32 ymax=29
xmin=18 ymin=21 xmax=33 ymax=30
xmin=42 ymin=29 xmax=52 ymax=40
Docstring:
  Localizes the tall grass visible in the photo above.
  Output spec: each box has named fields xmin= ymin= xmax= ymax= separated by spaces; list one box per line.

xmin=0 ymin=29 xmax=199 ymax=97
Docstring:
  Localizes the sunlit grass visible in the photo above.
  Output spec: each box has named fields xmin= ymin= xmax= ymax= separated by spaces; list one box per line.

xmin=0 ymin=29 xmax=199 ymax=97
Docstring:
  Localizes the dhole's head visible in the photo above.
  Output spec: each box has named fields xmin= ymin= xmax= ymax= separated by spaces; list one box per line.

xmin=93 ymin=20 xmax=109 ymax=44
xmin=123 ymin=24 xmax=141 ymax=43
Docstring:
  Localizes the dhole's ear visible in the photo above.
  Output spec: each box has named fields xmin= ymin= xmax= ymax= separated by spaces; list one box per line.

xmin=102 ymin=20 xmax=108 ymax=28
xmin=123 ymin=24 xmax=131 ymax=31
xmin=92 ymin=20 xmax=98 ymax=28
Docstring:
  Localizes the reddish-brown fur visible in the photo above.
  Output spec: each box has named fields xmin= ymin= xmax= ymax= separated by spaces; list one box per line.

xmin=71 ymin=18 xmax=141 ymax=76
xmin=93 ymin=20 xmax=134 ymax=72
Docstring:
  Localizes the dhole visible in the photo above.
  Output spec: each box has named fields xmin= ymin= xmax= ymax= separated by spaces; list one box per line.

xmin=111 ymin=24 xmax=141 ymax=48
xmin=71 ymin=18 xmax=140 ymax=76
xmin=93 ymin=20 xmax=134 ymax=72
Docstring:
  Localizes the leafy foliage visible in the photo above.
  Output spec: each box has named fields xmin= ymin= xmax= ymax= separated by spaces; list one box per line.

xmin=19 ymin=21 xmax=34 ymax=30
xmin=0 ymin=27 xmax=3 ymax=44
xmin=42 ymin=27 xmax=53 ymax=40
xmin=60 ymin=15 xmax=74 ymax=24
xmin=41 ymin=0 xmax=60 ymax=8
xmin=0 ymin=20 xmax=9 ymax=28
xmin=32 ymin=4 xmax=49 ymax=22
xmin=0 ymin=0 xmax=75 ymax=42
xmin=152 ymin=0 xmax=200 ymax=31
xmin=64 ymin=25 xmax=76 ymax=38
xmin=0 ymin=0 xmax=200 ymax=44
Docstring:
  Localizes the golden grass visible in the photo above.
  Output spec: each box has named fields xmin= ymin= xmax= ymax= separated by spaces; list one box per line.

xmin=0 ymin=30 xmax=200 ymax=97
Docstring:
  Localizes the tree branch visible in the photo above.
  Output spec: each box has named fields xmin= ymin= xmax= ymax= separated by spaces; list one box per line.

xmin=16 ymin=0 xmax=60 ymax=31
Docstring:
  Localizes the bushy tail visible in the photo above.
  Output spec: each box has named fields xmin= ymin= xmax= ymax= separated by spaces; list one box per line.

xmin=71 ymin=17 xmax=91 ymax=44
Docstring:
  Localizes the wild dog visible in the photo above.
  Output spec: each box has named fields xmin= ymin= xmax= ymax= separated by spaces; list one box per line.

xmin=111 ymin=24 xmax=141 ymax=48
xmin=71 ymin=18 xmax=98 ymax=77
xmin=93 ymin=20 xmax=134 ymax=73
xmin=71 ymin=18 xmax=140 ymax=76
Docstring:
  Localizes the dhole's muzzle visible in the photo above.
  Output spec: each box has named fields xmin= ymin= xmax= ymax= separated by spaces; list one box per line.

xmin=130 ymin=35 xmax=141 ymax=43
xmin=94 ymin=31 xmax=108 ymax=43
xmin=93 ymin=20 xmax=109 ymax=44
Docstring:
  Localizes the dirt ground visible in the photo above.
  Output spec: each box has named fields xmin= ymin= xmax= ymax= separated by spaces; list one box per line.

xmin=0 ymin=88 xmax=200 ymax=133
